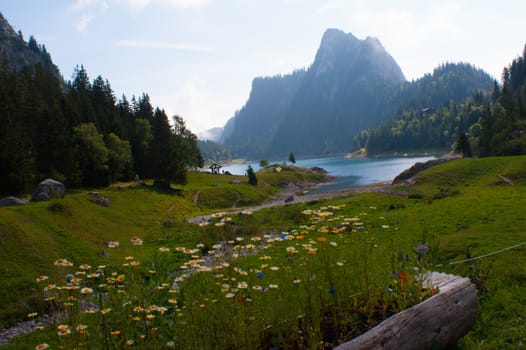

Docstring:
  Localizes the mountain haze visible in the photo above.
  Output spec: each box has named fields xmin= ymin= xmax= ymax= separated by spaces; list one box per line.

xmin=220 ymin=29 xmax=495 ymax=160
xmin=222 ymin=29 xmax=406 ymax=158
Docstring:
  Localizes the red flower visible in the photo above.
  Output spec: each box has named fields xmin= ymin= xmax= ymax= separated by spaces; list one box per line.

xmin=399 ymin=271 xmax=407 ymax=282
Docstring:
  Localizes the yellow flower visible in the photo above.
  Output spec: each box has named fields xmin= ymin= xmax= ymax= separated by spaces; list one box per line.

xmin=54 ymin=258 xmax=73 ymax=267
xmin=146 ymin=314 xmax=155 ymax=320
xmin=110 ymin=330 xmax=121 ymax=335
xmin=36 ymin=275 xmax=49 ymax=283
xmin=76 ymin=324 xmax=88 ymax=334
xmin=317 ymin=236 xmax=327 ymax=242
xmin=107 ymin=241 xmax=119 ymax=248
xmin=27 ymin=312 xmax=38 ymax=318
xmin=80 ymin=287 xmax=94 ymax=294
xmin=57 ymin=324 xmax=71 ymax=336
xmin=101 ymin=308 xmax=111 ymax=315
xmin=116 ymin=274 xmax=125 ymax=282
xmin=159 ymin=247 xmax=170 ymax=252
xmin=130 ymin=236 xmax=143 ymax=246
xmin=79 ymin=264 xmax=91 ymax=270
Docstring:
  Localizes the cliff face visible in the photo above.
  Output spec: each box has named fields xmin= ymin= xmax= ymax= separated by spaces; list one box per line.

xmin=222 ymin=29 xmax=407 ymax=158
xmin=0 ymin=12 xmax=60 ymax=76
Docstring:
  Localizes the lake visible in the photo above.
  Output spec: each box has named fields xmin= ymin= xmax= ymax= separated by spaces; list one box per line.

xmin=221 ymin=155 xmax=436 ymax=194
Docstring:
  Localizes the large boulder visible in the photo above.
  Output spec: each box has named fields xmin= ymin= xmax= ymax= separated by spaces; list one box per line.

xmin=0 ymin=196 xmax=29 ymax=207
xmin=392 ymin=159 xmax=449 ymax=184
xmin=32 ymin=179 xmax=66 ymax=201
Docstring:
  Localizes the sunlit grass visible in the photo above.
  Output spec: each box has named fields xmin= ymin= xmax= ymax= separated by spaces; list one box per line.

xmin=19 ymin=204 xmax=431 ymax=349
xmin=2 ymin=156 xmax=526 ymax=348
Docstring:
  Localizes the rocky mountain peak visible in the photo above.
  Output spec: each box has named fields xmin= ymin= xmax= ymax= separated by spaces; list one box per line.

xmin=312 ymin=29 xmax=405 ymax=83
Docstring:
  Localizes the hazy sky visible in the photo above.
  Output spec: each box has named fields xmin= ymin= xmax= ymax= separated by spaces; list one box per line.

xmin=2 ymin=0 xmax=525 ymax=136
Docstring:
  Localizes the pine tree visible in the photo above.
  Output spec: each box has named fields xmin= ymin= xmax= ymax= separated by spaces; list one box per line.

xmin=247 ymin=165 xmax=258 ymax=185
xmin=288 ymin=152 xmax=296 ymax=164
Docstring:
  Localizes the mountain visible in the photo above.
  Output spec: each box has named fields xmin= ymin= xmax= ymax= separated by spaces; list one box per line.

xmin=359 ymin=62 xmax=495 ymax=155
xmin=198 ymin=127 xmax=224 ymax=142
xmin=221 ymin=29 xmax=495 ymax=160
xmin=222 ymin=29 xmax=406 ymax=158
xmin=0 ymin=12 xmax=59 ymax=76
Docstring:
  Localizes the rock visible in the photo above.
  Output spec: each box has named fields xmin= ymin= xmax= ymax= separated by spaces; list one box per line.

xmin=309 ymin=166 xmax=328 ymax=174
xmin=230 ymin=180 xmax=241 ymax=185
xmin=0 ymin=196 xmax=29 ymax=207
xmin=31 ymin=178 xmax=66 ymax=201
xmin=392 ymin=159 xmax=449 ymax=184
xmin=91 ymin=195 xmax=111 ymax=207
xmin=284 ymin=195 xmax=295 ymax=203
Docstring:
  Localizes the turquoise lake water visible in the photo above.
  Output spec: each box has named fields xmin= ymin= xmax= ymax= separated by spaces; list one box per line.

xmin=221 ymin=155 xmax=436 ymax=194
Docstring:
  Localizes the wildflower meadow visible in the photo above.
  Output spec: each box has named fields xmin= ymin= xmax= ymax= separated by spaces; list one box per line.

xmin=30 ymin=204 xmax=433 ymax=349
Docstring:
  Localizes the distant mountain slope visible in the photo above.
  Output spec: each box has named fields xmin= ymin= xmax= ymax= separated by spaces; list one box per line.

xmin=223 ymin=29 xmax=406 ymax=158
xmin=0 ymin=12 xmax=59 ymax=76
xmin=360 ymin=63 xmax=495 ymax=155
xmin=221 ymin=29 xmax=494 ymax=159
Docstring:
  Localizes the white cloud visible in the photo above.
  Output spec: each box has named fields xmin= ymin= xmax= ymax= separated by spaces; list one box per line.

xmin=75 ymin=14 xmax=96 ymax=32
xmin=346 ymin=1 xmax=469 ymax=79
xmin=70 ymin=0 xmax=109 ymax=32
xmin=114 ymin=39 xmax=214 ymax=52
xmin=316 ymin=1 xmax=340 ymax=14
xmin=72 ymin=0 xmax=99 ymax=10
xmin=122 ymin=0 xmax=209 ymax=11
xmin=156 ymin=75 xmax=244 ymax=134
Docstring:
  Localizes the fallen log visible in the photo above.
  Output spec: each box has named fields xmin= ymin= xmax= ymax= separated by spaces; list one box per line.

xmin=335 ymin=272 xmax=478 ymax=350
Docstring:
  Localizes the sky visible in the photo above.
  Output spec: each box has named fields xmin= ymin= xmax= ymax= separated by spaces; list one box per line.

xmin=2 ymin=0 xmax=525 ymax=138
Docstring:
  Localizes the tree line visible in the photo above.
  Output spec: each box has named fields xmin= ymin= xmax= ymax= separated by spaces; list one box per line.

xmin=359 ymin=53 xmax=526 ymax=157
xmin=0 ymin=61 xmax=203 ymax=195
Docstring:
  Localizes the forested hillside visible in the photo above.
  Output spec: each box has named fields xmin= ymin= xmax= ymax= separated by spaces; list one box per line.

xmin=0 ymin=13 xmax=203 ymax=195
xmin=220 ymin=29 xmax=495 ymax=159
xmin=361 ymin=49 xmax=526 ymax=157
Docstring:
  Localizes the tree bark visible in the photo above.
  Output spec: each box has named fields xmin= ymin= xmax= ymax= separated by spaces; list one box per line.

xmin=335 ymin=272 xmax=478 ymax=350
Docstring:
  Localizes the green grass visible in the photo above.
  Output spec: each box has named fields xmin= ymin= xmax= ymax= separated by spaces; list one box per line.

xmin=2 ymin=157 xmax=526 ymax=348
xmin=0 ymin=166 xmax=326 ymax=329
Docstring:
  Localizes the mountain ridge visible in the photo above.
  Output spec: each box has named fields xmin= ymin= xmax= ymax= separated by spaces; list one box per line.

xmin=222 ymin=29 xmax=410 ymax=158
xmin=0 ymin=12 xmax=59 ymax=77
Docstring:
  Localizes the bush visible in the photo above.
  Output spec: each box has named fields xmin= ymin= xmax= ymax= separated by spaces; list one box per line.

xmin=247 ymin=165 xmax=258 ymax=186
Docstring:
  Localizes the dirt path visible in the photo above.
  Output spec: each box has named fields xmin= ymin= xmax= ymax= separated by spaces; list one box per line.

xmin=186 ymin=181 xmax=403 ymax=224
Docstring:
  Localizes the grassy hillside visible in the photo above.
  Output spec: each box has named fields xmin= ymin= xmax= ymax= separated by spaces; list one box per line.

xmin=0 ymin=166 xmax=326 ymax=328
xmin=2 ymin=157 xmax=526 ymax=348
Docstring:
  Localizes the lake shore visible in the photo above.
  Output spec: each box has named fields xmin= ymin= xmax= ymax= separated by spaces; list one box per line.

xmin=186 ymin=179 xmax=403 ymax=224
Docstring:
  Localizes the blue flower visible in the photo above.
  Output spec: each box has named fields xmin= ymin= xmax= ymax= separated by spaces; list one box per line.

xmin=256 ymin=272 xmax=264 ymax=278
xmin=329 ymin=288 xmax=336 ymax=295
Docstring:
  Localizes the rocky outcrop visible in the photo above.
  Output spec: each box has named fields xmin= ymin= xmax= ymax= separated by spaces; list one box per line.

xmin=0 ymin=196 xmax=28 ymax=207
xmin=31 ymin=178 xmax=66 ymax=201
xmin=392 ymin=158 xmax=449 ymax=184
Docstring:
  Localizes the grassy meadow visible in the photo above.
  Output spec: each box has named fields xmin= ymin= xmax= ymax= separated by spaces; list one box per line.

xmin=1 ymin=157 xmax=526 ymax=349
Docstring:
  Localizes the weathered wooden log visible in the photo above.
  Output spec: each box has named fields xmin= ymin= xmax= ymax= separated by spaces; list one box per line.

xmin=335 ymin=272 xmax=478 ymax=350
